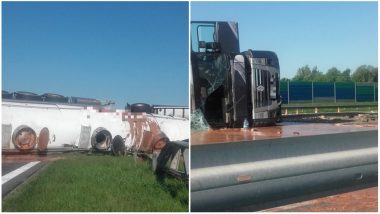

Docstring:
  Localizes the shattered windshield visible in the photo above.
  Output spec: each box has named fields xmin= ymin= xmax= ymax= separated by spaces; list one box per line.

xmin=192 ymin=53 xmax=230 ymax=128
xmin=195 ymin=53 xmax=229 ymax=97
xmin=191 ymin=109 xmax=209 ymax=131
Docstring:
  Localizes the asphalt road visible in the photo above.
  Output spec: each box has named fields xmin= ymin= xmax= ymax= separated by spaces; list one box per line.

xmin=2 ymin=159 xmax=46 ymax=197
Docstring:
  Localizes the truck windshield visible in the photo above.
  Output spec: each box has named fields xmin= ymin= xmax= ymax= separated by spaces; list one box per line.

xmin=194 ymin=53 xmax=228 ymax=96
xmin=192 ymin=53 xmax=230 ymax=127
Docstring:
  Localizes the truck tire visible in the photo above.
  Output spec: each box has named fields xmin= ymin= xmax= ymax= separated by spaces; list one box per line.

xmin=130 ymin=103 xmax=152 ymax=113
xmin=111 ymin=135 xmax=125 ymax=156
xmin=42 ymin=93 xmax=69 ymax=103
xmin=14 ymin=91 xmax=42 ymax=101
xmin=2 ymin=90 xmax=13 ymax=99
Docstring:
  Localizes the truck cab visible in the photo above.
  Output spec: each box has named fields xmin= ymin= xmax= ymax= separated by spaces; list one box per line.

xmin=191 ymin=21 xmax=281 ymax=128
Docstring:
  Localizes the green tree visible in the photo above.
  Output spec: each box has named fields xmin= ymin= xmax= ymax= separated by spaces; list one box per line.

xmin=352 ymin=65 xmax=377 ymax=82
xmin=292 ymin=64 xmax=377 ymax=82
xmin=293 ymin=65 xmax=312 ymax=81
xmin=293 ymin=65 xmax=325 ymax=81
xmin=325 ymin=67 xmax=341 ymax=82
xmin=371 ymin=67 xmax=378 ymax=82
xmin=311 ymin=66 xmax=325 ymax=81
xmin=336 ymin=68 xmax=351 ymax=82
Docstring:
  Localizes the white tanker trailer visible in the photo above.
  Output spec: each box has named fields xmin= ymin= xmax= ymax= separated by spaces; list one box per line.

xmin=2 ymin=100 xmax=129 ymax=152
xmin=2 ymin=92 xmax=189 ymax=160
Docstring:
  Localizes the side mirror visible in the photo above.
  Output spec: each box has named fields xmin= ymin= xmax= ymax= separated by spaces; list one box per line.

xmin=206 ymin=42 xmax=220 ymax=50
xmin=205 ymin=42 xmax=221 ymax=52
xmin=199 ymin=41 xmax=206 ymax=49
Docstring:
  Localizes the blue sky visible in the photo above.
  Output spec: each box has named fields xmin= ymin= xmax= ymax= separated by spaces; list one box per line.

xmin=3 ymin=2 xmax=189 ymax=108
xmin=191 ymin=1 xmax=378 ymax=79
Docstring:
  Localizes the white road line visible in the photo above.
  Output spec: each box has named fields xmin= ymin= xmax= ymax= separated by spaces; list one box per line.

xmin=2 ymin=161 xmax=40 ymax=185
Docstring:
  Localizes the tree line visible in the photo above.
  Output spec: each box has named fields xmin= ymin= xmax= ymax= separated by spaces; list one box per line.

xmin=282 ymin=65 xmax=378 ymax=83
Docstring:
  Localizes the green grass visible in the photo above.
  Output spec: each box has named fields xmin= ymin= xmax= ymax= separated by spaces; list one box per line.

xmin=2 ymin=153 xmax=188 ymax=212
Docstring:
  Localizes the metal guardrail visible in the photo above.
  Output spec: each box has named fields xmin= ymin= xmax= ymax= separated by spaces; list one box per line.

xmin=152 ymin=105 xmax=189 ymax=119
xmin=282 ymin=112 xmax=378 ymax=120
xmin=191 ymin=130 xmax=378 ymax=211
xmin=282 ymin=104 xmax=377 ymax=114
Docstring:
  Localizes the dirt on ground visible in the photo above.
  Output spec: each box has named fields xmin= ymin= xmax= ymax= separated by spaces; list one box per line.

xmin=283 ymin=113 xmax=378 ymax=125
xmin=264 ymin=186 xmax=378 ymax=212
xmin=2 ymin=153 xmax=66 ymax=164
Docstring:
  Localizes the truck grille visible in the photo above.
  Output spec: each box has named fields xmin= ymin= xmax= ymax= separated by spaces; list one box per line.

xmin=254 ymin=69 xmax=270 ymax=108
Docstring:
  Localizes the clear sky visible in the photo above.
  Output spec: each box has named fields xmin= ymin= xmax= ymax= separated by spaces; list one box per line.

xmin=3 ymin=2 xmax=189 ymax=108
xmin=191 ymin=1 xmax=378 ymax=79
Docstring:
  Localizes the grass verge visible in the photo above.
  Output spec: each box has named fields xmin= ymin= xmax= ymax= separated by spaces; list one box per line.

xmin=283 ymin=102 xmax=377 ymax=114
xmin=2 ymin=152 xmax=188 ymax=212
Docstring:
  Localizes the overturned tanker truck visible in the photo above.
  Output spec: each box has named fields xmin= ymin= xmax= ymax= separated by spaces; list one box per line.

xmin=190 ymin=21 xmax=378 ymax=211
xmin=191 ymin=21 xmax=282 ymax=129
xmin=2 ymin=91 xmax=189 ymax=179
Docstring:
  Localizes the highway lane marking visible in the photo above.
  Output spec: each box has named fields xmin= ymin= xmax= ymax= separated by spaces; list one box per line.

xmin=2 ymin=161 xmax=40 ymax=185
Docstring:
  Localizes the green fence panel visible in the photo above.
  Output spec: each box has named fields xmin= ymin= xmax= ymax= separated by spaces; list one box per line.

xmin=279 ymin=81 xmax=377 ymax=104
xmin=375 ymin=85 xmax=378 ymax=102
xmin=356 ymin=83 xmax=375 ymax=102
xmin=280 ymin=81 xmax=288 ymax=104
xmin=335 ymin=82 xmax=355 ymax=101
xmin=289 ymin=81 xmax=312 ymax=102
xmin=313 ymin=82 xmax=334 ymax=102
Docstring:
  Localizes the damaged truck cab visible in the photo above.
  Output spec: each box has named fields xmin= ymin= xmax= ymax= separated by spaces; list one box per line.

xmin=191 ymin=21 xmax=281 ymax=128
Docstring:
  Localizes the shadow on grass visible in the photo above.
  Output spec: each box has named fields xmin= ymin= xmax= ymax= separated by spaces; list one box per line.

xmin=155 ymin=171 xmax=188 ymax=206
